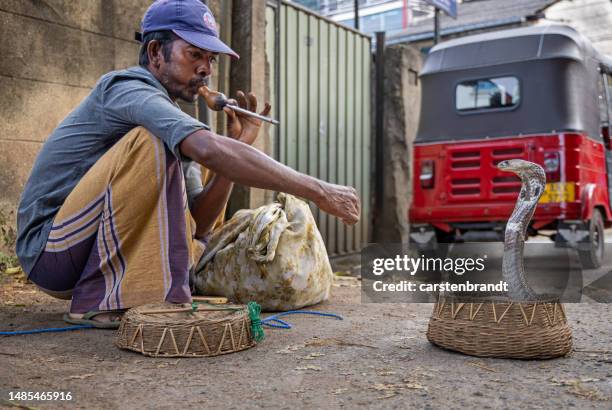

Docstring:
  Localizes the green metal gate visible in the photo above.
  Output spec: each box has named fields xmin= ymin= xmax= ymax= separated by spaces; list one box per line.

xmin=266 ymin=1 xmax=372 ymax=255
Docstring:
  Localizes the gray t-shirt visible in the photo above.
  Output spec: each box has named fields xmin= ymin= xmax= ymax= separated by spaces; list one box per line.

xmin=17 ymin=66 xmax=207 ymax=274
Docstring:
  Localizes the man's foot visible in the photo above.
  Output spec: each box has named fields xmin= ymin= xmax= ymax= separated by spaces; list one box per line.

xmin=63 ymin=311 xmax=124 ymax=329
xmin=68 ymin=312 xmax=122 ymax=322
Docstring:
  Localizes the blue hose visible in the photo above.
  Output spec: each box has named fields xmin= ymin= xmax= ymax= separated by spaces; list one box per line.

xmin=0 ymin=324 xmax=94 ymax=336
xmin=0 ymin=310 xmax=343 ymax=335
xmin=261 ymin=310 xmax=343 ymax=329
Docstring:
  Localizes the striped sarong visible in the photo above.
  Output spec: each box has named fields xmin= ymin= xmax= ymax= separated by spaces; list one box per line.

xmin=28 ymin=127 xmax=205 ymax=313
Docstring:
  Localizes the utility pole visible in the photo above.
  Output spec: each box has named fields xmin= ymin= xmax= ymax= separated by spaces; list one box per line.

xmin=433 ymin=7 xmax=440 ymax=44
xmin=354 ymin=0 xmax=360 ymax=29
xmin=374 ymin=31 xmax=385 ymax=240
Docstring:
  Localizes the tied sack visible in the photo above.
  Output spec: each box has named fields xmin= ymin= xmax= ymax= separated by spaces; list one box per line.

xmin=193 ymin=193 xmax=333 ymax=311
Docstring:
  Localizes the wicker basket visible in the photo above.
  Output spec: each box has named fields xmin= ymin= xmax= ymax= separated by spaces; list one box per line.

xmin=426 ymin=295 xmax=573 ymax=359
xmin=115 ymin=302 xmax=258 ymax=357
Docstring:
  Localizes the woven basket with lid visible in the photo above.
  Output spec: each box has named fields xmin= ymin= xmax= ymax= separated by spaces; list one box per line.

xmin=115 ymin=302 xmax=259 ymax=358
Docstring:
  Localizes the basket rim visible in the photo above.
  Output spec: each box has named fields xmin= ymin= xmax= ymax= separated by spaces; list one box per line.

xmin=436 ymin=293 xmax=561 ymax=304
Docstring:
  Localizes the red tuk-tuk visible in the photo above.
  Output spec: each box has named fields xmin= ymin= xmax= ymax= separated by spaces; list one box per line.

xmin=409 ymin=24 xmax=612 ymax=268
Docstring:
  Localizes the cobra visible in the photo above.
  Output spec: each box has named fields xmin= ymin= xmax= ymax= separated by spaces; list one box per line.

xmin=498 ymin=159 xmax=546 ymax=300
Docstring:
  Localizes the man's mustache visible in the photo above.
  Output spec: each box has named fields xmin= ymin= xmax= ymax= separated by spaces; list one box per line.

xmin=190 ymin=77 xmax=210 ymax=88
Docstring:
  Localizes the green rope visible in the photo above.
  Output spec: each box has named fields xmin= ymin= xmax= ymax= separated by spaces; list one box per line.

xmin=191 ymin=300 xmax=265 ymax=342
xmin=247 ymin=301 xmax=265 ymax=342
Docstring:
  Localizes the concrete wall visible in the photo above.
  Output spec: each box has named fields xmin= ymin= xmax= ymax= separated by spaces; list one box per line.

xmin=406 ymin=0 xmax=612 ymax=56
xmin=543 ymin=0 xmax=612 ymax=56
xmin=373 ymin=44 xmax=422 ymax=243
xmin=0 ymin=0 xmax=245 ymax=256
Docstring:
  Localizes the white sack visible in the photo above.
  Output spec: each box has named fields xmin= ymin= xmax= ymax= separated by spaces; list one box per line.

xmin=193 ymin=194 xmax=333 ymax=311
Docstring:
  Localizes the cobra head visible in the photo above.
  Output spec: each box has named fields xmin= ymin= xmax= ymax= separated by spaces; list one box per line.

xmin=497 ymin=158 xmax=526 ymax=172
xmin=497 ymin=159 xmax=544 ymax=178
xmin=497 ymin=159 xmax=546 ymax=200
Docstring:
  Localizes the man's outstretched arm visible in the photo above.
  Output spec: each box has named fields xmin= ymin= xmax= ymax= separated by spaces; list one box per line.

xmin=179 ymin=129 xmax=361 ymax=225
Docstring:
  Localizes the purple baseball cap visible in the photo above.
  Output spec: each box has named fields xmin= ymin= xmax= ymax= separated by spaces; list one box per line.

xmin=141 ymin=0 xmax=239 ymax=59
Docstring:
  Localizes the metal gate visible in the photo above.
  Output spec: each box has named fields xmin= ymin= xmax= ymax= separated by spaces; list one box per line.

xmin=266 ymin=1 xmax=372 ymax=255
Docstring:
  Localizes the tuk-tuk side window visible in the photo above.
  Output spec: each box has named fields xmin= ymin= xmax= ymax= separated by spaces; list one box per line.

xmin=456 ymin=76 xmax=520 ymax=112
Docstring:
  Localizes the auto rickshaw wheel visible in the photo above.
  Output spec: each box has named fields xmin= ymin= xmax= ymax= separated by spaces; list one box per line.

xmin=578 ymin=209 xmax=604 ymax=269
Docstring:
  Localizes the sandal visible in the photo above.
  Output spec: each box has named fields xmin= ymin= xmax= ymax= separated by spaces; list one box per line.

xmin=63 ymin=310 xmax=124 ymax=329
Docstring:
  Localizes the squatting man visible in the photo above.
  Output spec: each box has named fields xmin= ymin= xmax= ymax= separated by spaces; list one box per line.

xmin=16 ymin=0 xmax=360 ymax=328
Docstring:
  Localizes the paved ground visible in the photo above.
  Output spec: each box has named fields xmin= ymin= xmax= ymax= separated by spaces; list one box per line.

xmin=1 ymin=268 xmax=611 ymax=409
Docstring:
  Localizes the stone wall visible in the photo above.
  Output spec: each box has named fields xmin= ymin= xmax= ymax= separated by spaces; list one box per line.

xmin=373 ymin=44 xmax=422 ymax=243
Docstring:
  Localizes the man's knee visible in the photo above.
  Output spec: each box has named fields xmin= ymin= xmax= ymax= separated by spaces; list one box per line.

xmin=122 ymin=126 xmax=159 ymax=153
xmin=114 ymin=127 xmax=178 ymax=170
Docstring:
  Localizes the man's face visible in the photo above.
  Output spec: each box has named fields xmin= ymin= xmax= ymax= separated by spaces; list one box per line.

xmin=156 ymin=38 xmax=217 ymax=102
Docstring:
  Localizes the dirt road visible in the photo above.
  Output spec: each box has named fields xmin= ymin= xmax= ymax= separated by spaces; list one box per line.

xmin=1 ymin=273 xmax=611 ymax=409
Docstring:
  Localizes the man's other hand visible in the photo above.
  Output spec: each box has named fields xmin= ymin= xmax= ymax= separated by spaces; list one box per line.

xmin=317 ymin=183 xmax=361 ymax=225
xmin=223 ymin=90 xmax=271 ymax=145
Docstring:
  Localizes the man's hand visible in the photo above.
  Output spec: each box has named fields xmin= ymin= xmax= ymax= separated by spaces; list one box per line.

xmin=316 ymin=183 xmax=361 ymax=225
xmin=223 ymin=90 xmax=271 ymax=145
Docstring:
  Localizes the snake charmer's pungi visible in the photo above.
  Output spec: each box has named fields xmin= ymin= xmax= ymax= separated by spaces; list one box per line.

xmin=16 ymin=0 xmax=360 ymax=327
